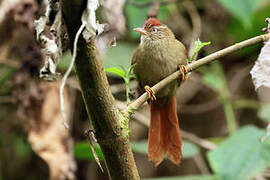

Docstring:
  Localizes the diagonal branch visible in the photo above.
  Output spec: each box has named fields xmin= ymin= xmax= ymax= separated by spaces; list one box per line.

xmin=123 ymin=33 xmax=270 ymax=117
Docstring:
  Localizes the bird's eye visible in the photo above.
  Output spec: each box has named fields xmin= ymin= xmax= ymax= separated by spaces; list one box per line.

xmin=152 ymin=28 xmax=158 ymax=33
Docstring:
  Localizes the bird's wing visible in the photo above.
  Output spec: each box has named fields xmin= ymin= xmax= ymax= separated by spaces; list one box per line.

xmin=176 ymin=40 xmax=189 ymax=61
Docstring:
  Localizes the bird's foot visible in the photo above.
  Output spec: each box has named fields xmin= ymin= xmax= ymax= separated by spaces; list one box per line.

xmin=179 ymin=65 xmax=188 ymax=81
xmin=144 ymin=85 xmax=156 ymax=101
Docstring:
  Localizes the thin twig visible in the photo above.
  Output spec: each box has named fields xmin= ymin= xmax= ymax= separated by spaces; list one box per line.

xmin=181 ymin=130 xmax=217 ymax=150
xmin=193 ymin=154 xmax=210 ymax=174
xmin=123 ymin=33 xmax=270 ymax=117
xmin=181 ymin=98 xmax=220 ymax=114
xmin=182 ymin=0 xmax=201 ymax=57
xmin=110 ymin=80 xmax=137 ymax=94
xmin=85 ymin=130 xmax=104 ymax=172
xmin=60 ymin=22 xmax=86 ymax=129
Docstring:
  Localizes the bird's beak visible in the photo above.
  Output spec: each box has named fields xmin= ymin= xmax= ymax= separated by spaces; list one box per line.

xmin=134 ymin=27 xmax=147 ymax=35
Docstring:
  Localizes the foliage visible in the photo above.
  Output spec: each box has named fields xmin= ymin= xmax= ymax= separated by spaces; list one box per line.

xmin=74 ymin=141 xmax=104 ymax=161
xmin=224 ymin=0 xmax=270 ymax=56
xmin=105 ymin=64 xmax=137 ymax=103
xmin=74 ymin=130 xmax=270 ymax=180
xmin=189 ymin=40 xmax=211 ymax=63
xmin=217 ymin=0 xmax=265 ymax=28
xmin=208 ymin=125 xmax=270 ymax=180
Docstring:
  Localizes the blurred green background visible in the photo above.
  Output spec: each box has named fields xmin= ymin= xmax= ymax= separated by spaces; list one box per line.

xmin=1 ymin=0 xmax=270 ymax=180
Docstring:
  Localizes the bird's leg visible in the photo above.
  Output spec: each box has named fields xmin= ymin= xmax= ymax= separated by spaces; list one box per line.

xmin=144 ymin=85 xmax=156 ymax=101
xmin=178 ymin=65 xmax=188 ymax=81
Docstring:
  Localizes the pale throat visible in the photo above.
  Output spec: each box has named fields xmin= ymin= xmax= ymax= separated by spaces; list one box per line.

xmin=140 ymin=35 xmax=146 ymax=46
xmin=139 ymin=34 xmax=155 ymax=48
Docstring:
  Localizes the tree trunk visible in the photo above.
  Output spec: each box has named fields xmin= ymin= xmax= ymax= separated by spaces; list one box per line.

xmin=61 ymin=1 xmax=140 ymax=179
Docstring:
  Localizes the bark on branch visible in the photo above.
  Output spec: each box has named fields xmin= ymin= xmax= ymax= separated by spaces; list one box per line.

xmin=123 ymin=33 xmax=270 ymax=116
xmin=61 ymin=1 xmax=139 ymax=179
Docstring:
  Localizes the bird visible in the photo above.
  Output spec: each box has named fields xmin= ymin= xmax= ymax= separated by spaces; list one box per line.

xmin=132 ymin=18 xmax=188 ymax=166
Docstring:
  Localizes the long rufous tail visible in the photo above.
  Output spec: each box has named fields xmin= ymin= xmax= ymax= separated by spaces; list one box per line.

xmin=148 ymin=96 xmax=182 ymax=166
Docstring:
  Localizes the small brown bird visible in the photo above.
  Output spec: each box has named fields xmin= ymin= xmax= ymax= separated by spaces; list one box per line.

xmin=132 ymin=18 xmax=188 ymax=166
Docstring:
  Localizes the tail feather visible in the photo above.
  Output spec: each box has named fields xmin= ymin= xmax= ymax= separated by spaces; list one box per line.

xmin=148 ymin=96 xmax=182 ymax=166
xmin=148 ymin=101 xmax=166 ymax=165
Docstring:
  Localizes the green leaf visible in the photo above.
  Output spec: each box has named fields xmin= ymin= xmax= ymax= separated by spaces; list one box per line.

xmin=74 ymin=141 xmax=104 ymax=161
xmin=195 ymin=40 xmax=211 ymax=49
xmin=189 ymin=40 xmax=211 ymax=63
xmin=131 ymin=140 xmax=199 ymax=159
xmin=207 ymin=125 xmax=270 ymax=180
xmin=143 ymin=175 xmax=218 ymax=180
xmin=127 ymin=64 xmax=138 ymax=81
xmin=118 ymin=65 xmax=127 ymax=73
xmin=105 ymin=64 xmax=137 ymax=103
xmin=217 ymin=0 xmax=264 ymax=28
xmin=105 ymin=67 xmax=126 ymax=79
xmin=226 ymin=5 xmax=270 ymax=47
xmin=129 ymin=74 xmax=138 ymax=80
xmin=128 ymin=63 xmax=136 ymax=76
